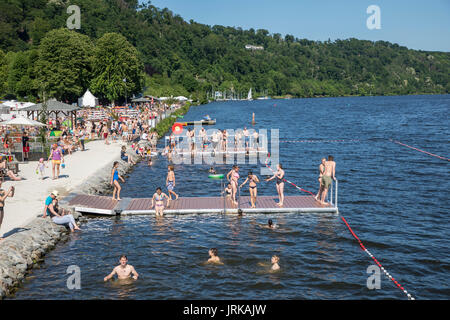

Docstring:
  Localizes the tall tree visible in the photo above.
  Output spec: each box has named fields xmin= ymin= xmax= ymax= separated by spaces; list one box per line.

xmin=90 ymin=32 xmax=143 ymax=103
xmin=35 ymin=28 xmax=93 ymax=102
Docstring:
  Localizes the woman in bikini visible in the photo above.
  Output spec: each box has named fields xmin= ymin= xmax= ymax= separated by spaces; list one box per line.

xmin=110 ymin=161 xmax=125 ymax=200
xmin=314 ymin=158 xmax=326 ymax=201
xmin=0 ymin=181 xmax=14 ymax=241
xmin=48 ymin=143 xmax=64 ymax=180
xmin=152 ymin=187 xmax=170 ymax=217
xmin=226 ymin=165 xmax=240 ymax=206
xmin=265 ymin=163 xmax=285 ymax=207
xmin=240 ymin=171 xmax=260 ymax=208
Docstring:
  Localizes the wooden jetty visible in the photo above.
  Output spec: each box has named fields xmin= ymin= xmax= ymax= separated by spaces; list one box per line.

xmin=63 ymin=194 xmax=338 ymax=216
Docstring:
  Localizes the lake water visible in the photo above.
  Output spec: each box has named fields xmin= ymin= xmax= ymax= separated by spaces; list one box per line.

xmin=11 ymin=95 xmax=450 ymax=299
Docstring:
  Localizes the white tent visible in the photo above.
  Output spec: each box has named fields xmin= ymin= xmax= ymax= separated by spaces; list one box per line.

xmin=1 ymin=116 xmax=46 ymax=127
xmin=174 ymin=96 xmax=188 ymax=101
xmin=78 ymin=89 xmax=99 ymax=107
xmin=2 ymin=100 xmax=35 ymax=110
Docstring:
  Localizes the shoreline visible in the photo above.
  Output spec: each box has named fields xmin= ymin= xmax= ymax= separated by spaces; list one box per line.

xmin=0 ymin=103 xmax=192 ymax=299
xmin=0 ymin=146 xmax=139 ymax=298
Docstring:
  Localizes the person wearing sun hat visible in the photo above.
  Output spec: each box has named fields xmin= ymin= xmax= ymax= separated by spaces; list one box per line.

xmin=43 ymin=190 xmax=59 ymax=218
xmin=43 ymin=190 xmax=80 ymax=232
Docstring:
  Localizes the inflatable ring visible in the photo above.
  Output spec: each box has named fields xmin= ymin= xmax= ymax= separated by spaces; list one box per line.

xmin=208 ymin=174 xmax=224 ymax=180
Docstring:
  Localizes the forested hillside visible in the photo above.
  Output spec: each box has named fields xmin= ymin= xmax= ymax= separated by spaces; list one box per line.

xmin=0 ymin=0 xmax=449 ymax=104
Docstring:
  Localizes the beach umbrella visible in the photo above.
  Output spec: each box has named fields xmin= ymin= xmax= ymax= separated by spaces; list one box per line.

xmin=1 ymin=116 xmax=45 ymax=127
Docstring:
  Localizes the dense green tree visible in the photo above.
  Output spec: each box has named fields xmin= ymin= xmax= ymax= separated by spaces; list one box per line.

xmin=90 ymin=33 xmax=143 ymax=104
xmin=35 ymin=28 xmax=93 ymax=102
xmin=0 ymin=0 xmax=448 ymax=102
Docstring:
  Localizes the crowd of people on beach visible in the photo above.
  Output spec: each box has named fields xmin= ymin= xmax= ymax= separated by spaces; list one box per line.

xmin=0 ymin=101 xmax=180 ymax=241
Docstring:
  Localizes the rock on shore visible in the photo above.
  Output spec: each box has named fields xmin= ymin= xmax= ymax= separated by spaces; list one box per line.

xmin=0 ymin=146 xmax=139 ymax=299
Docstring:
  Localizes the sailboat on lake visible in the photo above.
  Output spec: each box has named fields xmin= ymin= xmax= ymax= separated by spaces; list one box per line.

xmin=247 ymin=88 xmax=253 ymax=101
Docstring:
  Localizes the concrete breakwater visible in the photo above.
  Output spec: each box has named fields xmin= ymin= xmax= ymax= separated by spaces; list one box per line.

xmin=0 ymin=147 xmax=139 ymax=299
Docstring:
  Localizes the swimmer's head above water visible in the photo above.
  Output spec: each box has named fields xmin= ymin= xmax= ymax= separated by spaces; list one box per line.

xmin=209 ymin=248 xmax=218 ymax=257
xmin=268 ymin=219 xmax=273 ymax=227
xmin=119 ymin=255 xmax=128 ymax=266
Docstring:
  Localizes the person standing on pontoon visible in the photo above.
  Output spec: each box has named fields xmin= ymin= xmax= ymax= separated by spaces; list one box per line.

xmin=252 ymin=131 xmax=259 ymax=151
xmin=226 ymin=165 xmax=240 ymax=206
xmin=243 ymin=127 xmax=250 ymax=153
xmin=314 ymin=158 xmax=326 ymax=202
xmin=320 ymin=155 xmax=336 ymax=205
xmin=240 ymin=171 xmax=260 ymax=208
xmin=199 ymin=127 xmax=207 ymax=151
xmin=265 ymin=164 xmax=285 ymax=207
xmin=222 ymin=129 xmax=228 ymax=152
xmin=211 ymin=130 xmax=219 ymax=152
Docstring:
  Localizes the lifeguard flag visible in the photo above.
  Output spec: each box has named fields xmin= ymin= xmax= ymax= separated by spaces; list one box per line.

xmin=172 ymin=122 xmax=184 ymax=135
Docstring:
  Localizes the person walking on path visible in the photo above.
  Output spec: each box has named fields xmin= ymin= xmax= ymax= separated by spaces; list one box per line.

xmin=48 ymin=143 xmax=64 ymax=180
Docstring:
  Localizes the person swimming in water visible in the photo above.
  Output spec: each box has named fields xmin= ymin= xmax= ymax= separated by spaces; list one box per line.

xmin=152 ymin=187 xmax=170 ymax=217
xmin=240 ymin=171 xmax=260 ymax=208
xmin=271 ymin=255 xmax=280 ymax=271
xmin=207 ymin=248 xmax=222 ymax=264
xmin=111 ymin=161 xmax=125 ymax=200
xmin=104 ymin=255 xmax=139 ymax=282
xmin=226 ymin=165 xmax=240 ymax=206
xmin=265 ymin=163 xmax=285 ymax=207
xmin=166 ymin=165 xmax=179 ymax=200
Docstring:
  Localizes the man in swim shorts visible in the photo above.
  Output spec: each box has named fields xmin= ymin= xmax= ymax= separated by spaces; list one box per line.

xmin=320 ymin=155 xmax=336 ymax=205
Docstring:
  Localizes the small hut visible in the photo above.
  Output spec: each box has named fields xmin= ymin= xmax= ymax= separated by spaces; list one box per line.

xmin=22 ymin=99 xmax=80 ymax=129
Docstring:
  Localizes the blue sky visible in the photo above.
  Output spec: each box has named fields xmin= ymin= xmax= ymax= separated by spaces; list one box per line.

xmin=146 ymin=0 xmax=450 ymax=52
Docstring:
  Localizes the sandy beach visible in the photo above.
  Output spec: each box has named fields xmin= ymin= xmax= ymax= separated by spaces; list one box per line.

xmin=0 ymin=139 xmax=124 ymax=239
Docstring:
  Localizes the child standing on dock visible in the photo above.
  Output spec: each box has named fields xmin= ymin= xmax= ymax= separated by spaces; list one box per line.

xmin=166 ymin=165 xmax=179 ymax=200
xmin=111 ymin=161 xmax=125 ymax=201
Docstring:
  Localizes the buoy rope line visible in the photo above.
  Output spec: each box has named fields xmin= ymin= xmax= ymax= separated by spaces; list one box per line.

xmin=264 ymin=153 xmax=415 ymax=300
xmin=276 ymin=137 xmax=448 ymax=162
xmin=264 ymin=154 xmax=315 ymax=196
xmin=389 ymin=139 xmax=449 ymax=162
xmin=279 ymin=139 xmax=361 ymax=143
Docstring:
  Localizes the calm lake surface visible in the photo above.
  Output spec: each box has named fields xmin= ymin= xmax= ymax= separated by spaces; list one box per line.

xmin=12 ymin=95 xmax=450 ymax=299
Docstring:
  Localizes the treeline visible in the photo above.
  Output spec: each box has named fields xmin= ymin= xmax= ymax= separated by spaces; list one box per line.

xmin=0 ymin=0 xmax=449 ymax=104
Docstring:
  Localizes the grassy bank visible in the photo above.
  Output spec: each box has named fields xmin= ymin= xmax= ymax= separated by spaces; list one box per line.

xmin=154 ymin=102 xmax=192 ymax=138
